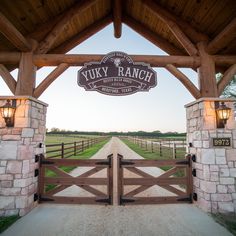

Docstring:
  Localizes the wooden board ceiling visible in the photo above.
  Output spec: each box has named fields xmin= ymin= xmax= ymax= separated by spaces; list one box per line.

xmin=0 ymin=0 xmax=236 ymax=55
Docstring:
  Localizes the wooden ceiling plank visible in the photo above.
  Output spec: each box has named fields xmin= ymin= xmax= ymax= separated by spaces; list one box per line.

xmin=207 ymin=17 xmax=236 ymax=54
xmin=123 ymin=15 xmax=184 ymax=55
xmin=35 ymin=0 xmax=97 ymax=54
xmin=113 ymin=0 xmax=122 ymax=38
xmin=165 ymin=64 xmax=201 ymax=99
xmin=34 ymin=63 xmax=69 ymax=98
xmin=142 ymin=0 xmax=208 ymax=43
xmin=0 ymin=64 xmax=17 ymax=94
xmin=217 ymin=64 xmax=236 ymax=95
xmin=51 ymin=14 xmax=112 ymax=54
xmin=33 ymin=54 xmax=200 ymax=68
xmin=0 ymin=12 xmax=32 ymax=52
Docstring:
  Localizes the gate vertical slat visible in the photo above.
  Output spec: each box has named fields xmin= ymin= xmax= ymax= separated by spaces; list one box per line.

xmin=117 ymin=154 xmax=123 ymax=205
xmin=38 ymin=155 xmax=45 ymax=201
xmin=108 ymin=154 xmax=113 ymax=204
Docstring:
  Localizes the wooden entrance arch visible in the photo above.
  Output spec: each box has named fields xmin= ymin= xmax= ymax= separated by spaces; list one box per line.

xmin=0 ymin=0 xmax=235 ymax=99
xmin=0 ymin=0 xmax=236 ymax=216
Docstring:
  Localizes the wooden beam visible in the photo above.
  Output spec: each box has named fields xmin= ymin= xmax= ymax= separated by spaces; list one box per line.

xmin=34 ymin=63 xmax=69 ymax=98
xmin=0 ymin=12 xmax=32 ymax=52
xmin=214 ymin=56 xmax=236 ymax=67
xmin=218 ymin=64 xmax=236 ymax=95
xmin=197 ymin=42 xmax=218 ymax=97
xmin=51 ymin=15 xmax=112 ymax=54
xmin=123 ymin=15 xmax=184 ymax=55
xmin=142 ymin=0 xmax=208 ymax=43
xmin=113 ymin=0 xmax=122 ymax=38
xmin=165 ymin=64 xmax=201 ymax=99
xmin=36 ymin=0 xmax=97 ymax=54
xmin=15 ymin=52 xmax=36 ymax=96
xmin=0 ymin=64 xmax=16 ymax=94
xmin=207 ymin=17 xmax=236 ymax=54
xmin=33 ymin=54 xmax=200 ymax=68
xmin=0 ymin=53 xmax=21 ymax=64
xmin=163 ymin=20 xmax=198 ymax=56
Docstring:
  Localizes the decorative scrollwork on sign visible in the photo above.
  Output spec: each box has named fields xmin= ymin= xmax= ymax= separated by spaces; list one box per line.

xmin=77 ymin=51 xmax=157 ymax=96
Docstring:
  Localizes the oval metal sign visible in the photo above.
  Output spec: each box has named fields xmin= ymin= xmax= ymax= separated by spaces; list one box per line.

xmin=77 ymin=51 xmax=157 ymax=96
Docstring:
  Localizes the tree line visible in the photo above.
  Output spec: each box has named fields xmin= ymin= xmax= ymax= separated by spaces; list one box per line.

xmin=47 ymin=128 xmax=186 ymax=138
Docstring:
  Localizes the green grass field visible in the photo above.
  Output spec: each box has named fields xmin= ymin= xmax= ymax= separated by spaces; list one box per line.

xmin=46 ymin=134 xmax=100 ymax=144
xmin=0 ymin=215 xmax=20 ymax=233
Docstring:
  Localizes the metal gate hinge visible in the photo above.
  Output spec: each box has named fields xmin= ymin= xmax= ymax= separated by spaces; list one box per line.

xmin=177 ymin=194 xmax=192 ymax=203
xmin=39 ymin=195 xmax=54 ymax=202
xmin=120 ymin=160 xmax=134 ymax=167
xmin=95 ymin=198 xmax=111 ymax=204
xmin=120 ymin=197 xmax=135 ymax=204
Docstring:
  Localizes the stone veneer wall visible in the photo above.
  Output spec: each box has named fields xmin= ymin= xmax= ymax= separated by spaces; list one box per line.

xmin=0 ymin=96 xmax=47 ymax=216
xmin=186 ymin=98 xmax=236 ymax=214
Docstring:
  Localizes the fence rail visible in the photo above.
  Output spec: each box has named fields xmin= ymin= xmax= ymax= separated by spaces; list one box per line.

xmin=123 ymin=136 xmax=187 ymax=159
xmin=46 ymin=136 xmax=108 ymax=159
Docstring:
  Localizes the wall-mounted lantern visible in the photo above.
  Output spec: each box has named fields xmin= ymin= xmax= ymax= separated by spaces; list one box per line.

xmin=0 ymin=99 xmax=16 ymax=127
xmin=215 ymin=102 xmax=231 ymax=128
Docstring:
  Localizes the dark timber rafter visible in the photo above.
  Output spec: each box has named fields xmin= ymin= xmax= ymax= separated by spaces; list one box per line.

xmin=207 ymin=17 xmax=236 ymax=55
xmin=113 ymin=0 xmax=122 ymax=38
xmin=0 ymin=12 xmax=32 ymax=52
xmin=142 ymin=0 xmax=208 ymax=44
xmin=35 ymin=0 xmax=97 ymax=54
xmin=51 ymin=15 xmax=112 ymax=54
xmin=123 ymin=15 xmax=184 ymax=55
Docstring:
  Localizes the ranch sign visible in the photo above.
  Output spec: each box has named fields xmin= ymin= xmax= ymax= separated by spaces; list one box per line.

xmin=77 ymin=52 xmax=157 ymax=96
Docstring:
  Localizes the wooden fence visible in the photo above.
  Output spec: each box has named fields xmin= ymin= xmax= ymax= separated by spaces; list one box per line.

xmin=124 ymin=136 xmax=187 ymax=159
xmin=46 ymin=136 xmax=109 ymax=159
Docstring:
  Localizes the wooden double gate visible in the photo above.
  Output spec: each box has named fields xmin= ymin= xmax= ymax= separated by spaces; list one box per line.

xmin=38 ymin=154 xmax=193 ymax=205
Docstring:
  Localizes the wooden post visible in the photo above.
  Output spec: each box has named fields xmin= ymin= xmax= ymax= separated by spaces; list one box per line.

xmin=197 ymin=42 xmax=218 ymax=97
xmin=15 ymin=51 xmax=36 ymax=96
xmin=151 ymin=142 xmax=154 ymax=153
xmin=82 ymin=141 xmax=84 ymax=152
xmin=108 ymin=154 xmax=113 ymax=205
xmin=74 ymin=142 xmax=76 ymax=156
xmin=160 ymin=142 xmax=162 ymax=157
xmin=61 ymin=143 xmax=64 ymax=159
xmin=172 ymin=143 xmax=176 ymax=159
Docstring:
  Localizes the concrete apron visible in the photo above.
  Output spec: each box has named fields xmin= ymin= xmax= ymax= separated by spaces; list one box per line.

xmin=2 ymin=138 xmax=232 ymax=236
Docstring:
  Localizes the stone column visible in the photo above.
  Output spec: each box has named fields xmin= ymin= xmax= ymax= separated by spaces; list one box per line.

xmin=186 ymin=98 xmax=236 ymax=214
xmin=0 ymin=96 xmax=47 ymax=216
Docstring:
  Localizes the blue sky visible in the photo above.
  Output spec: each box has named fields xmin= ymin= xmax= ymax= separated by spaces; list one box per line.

xmin=0 ymin=24 xmax=198 ymax=132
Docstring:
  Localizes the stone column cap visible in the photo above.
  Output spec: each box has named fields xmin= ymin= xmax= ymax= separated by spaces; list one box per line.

xmin=185 ymin=97 xmax=236 ymax=108
xmin=0 ymin=96 xmax=48 ymax=107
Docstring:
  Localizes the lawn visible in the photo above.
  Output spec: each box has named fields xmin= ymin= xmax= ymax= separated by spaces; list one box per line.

xmin=0 ymin=215 xmax=20 ymax=233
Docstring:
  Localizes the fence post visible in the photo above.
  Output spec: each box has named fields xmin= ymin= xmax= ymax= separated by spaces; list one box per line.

xmin=82 ymin=140 xmax=84 ymax=152
xmin=74 ymin=142 xmax=76 ymax=156
xmin=172 ymin=143 xmax=176 ymax=159
xmin=61 ymin=142 xmax=64 ymax=158
xmin=160 ymin=142 xmax=162 ymax=157
xmin=145 ymin=140 xmax=148 ymax=150
xmin=151 ymin=142 xmax=154 ymax=153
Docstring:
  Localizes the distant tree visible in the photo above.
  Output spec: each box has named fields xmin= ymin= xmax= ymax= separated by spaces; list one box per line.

xmin=50 ymin=127 xmax=60 ymax=132
xmin=217 ymin=73 xmax=236 ymax=98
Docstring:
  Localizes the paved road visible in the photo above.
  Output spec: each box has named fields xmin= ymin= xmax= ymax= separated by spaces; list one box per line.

xmin=2 ymin=137 xmax=232 ymax=236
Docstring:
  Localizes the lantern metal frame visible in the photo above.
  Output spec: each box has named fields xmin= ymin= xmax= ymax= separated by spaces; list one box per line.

xmin=215 ymin=101 xmax=231 ymax=128
xmin=0 ymin=99 xmax=16 ymax=127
